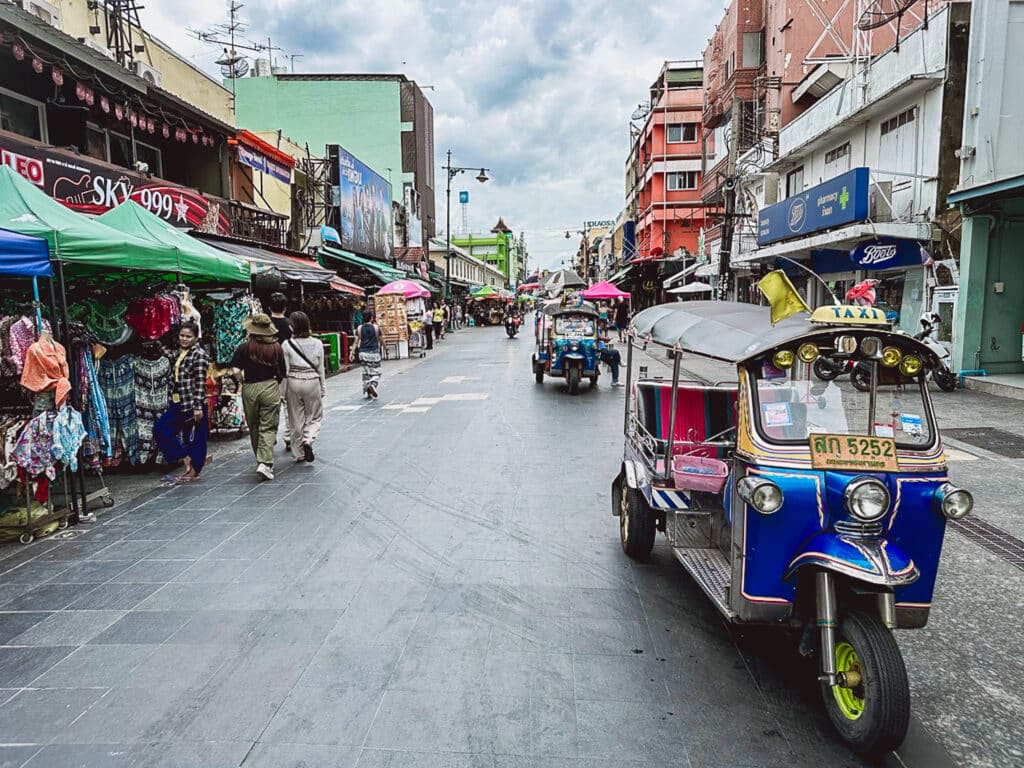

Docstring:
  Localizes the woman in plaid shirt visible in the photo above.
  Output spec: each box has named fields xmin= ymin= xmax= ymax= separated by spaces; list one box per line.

xmin=154 ymin=321 xmax=210 ymax=483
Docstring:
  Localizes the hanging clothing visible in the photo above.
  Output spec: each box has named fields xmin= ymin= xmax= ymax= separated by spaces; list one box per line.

xmin=98 ymin=355 xmax=140 ymax=466
xmin=134 ymin=355 xmax=171 ymax=463
xmin=9 ymin=316 xmax=47 ymax=374
xmin=212 ymin=300 xmax=250 ymax=362
xmin=20 ymin=336 xmax=71 ymax=407
xmin=126 ymin=296 xmax=174 ymax=340
xmin=52 ymin=405 xmax=87 ymax=472
xmin=12 ymin=411 xmax=58 ymax=479
xmin=69 ymin=298 xmax=128 ymax=345
xmin=80 ymin=347 xmax=111 ymax=459
xmin=0 ymin=416 xmax=28 ymax=490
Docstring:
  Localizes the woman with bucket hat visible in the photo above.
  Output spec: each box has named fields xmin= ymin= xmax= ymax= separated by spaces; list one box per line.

xmin=230 ymin=314 xmax=286 ymax=480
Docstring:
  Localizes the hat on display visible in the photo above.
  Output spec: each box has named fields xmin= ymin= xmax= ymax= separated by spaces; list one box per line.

xmin=243 ymin=313 xmax=278 ymax=339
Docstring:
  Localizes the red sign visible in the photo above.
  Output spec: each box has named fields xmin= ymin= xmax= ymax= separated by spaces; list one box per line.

xmin=0 ymin=132 xmax=230 ymax=235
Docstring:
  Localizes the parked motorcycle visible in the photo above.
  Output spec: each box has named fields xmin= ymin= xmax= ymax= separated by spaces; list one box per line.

xmin=812 ymin=356 xmax=856 ymax=381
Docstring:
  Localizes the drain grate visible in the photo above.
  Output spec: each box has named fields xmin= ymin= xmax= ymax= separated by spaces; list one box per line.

xmin=951 ymin=516 xmax=1024 ymax=572
xmin=943 ymin=427 xmax=1024 ymax=458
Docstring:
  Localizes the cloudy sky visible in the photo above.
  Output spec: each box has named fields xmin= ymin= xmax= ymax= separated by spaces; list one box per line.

xmin=142 ymin=0 xmax=722 ymax=272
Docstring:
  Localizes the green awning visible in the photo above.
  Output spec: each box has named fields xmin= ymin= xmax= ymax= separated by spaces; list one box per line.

xmin=412 ymin=279 xmax=441 ymax=295
xmin=97 ymin=201 xmax=250 ymax=284
xmin=320 ymin=245 xmax=405 ymax=284
xmin=0 ymin=166 xmax=183 ymax=274
xmin=608 ymin=265 xmax=634 ymax=284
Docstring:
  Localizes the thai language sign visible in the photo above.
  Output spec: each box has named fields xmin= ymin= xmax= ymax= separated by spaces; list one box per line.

xmin=327 ymin=144 xmax=392 ymax=261
xmin=758 ymin=167 xmax=870 ymax=246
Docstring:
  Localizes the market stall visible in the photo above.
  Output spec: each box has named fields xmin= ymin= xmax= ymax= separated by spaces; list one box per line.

xmin=377 ymin=280 xmax=430 ymax=357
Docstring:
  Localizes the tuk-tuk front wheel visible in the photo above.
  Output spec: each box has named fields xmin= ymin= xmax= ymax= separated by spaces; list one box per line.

xmin=618 ymin=481 xmax=656 ymax=560
xmin=820 ymin=611 xmax=910 ymax=757
xmin=534 ymin=359 xmax=544 ymax=384
xmin=567 ymin=366 xmax=580 ymax=395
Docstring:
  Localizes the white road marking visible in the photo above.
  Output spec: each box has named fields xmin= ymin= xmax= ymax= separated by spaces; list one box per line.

xmin=441 ymin=376 xmax=480 ymax=384
xmin=382 ymin=403 xmax=410 ymax=410
xmin=441 ymin=393 xmax=489 ymax=401
xmin=412 ymin=397 xmax=443 ymax=405
xmin=402 ymin=407 xmax=431 ymax=413
xmin=330 ymin=405 xmax=364 ymax=411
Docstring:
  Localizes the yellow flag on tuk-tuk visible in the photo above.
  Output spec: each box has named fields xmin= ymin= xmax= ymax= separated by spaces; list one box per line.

xmin=758 ymin=269 xmax=811 ymax=324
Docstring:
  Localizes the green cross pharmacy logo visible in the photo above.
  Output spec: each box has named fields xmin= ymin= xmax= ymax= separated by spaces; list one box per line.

xmin=839 ymin=186 xmax=850 ymax=210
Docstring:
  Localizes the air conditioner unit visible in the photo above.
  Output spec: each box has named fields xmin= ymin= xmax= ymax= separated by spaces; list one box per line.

xmin=130 ymin=61 xmax=163 ymax=88
xmin=79 ymin=38 xmax=114 ymax=60
xmin=22 ymin=0 xmax=61 ymax=29
xmin=869 ymin=182 xmax=892 ymax=223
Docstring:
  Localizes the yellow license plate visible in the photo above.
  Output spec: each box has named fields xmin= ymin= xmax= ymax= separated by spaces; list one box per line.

xmin=809 ymin=434 xmax=899 ymax=472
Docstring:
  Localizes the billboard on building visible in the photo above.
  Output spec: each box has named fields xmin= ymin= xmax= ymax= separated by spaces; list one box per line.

xmin=327 ymin=144 xmax=392 ymax=261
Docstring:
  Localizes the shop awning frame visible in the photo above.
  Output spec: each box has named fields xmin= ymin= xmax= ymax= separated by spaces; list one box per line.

xmin=320 ymin=245 xmax=405 ymax=285
xmin=195 ymin=234 xmax=332 ymax=284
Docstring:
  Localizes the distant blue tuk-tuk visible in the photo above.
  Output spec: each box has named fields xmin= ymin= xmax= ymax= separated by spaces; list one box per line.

xmin=532 ymin=300 xmax=600 ymax=394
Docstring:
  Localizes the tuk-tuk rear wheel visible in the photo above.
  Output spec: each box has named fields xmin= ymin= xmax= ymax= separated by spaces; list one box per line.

xmin=534 ymin=360 xmax=544 ymax=384
xmin=619 ymin=483 xmax=656 ymax=560
xmin=820 ymin=611 xmax=910 ymax=757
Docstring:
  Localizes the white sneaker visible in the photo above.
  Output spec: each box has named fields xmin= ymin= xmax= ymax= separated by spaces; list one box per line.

xmin=612 ymin=380 xmax=624 ymax=387
xmin=256 ymin=463 xmax=274 ymax=481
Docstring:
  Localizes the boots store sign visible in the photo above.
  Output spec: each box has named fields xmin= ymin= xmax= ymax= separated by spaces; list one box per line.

xmin=0 ymin=134 xmax=230 ymax=235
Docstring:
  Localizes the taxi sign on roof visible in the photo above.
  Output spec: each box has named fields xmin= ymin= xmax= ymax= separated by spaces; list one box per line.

xmin=810 ymin=305 xmax=890 ymax=326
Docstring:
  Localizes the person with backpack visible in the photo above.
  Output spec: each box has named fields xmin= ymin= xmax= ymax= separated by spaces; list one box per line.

xmin=351 ymin=312 xmax=383 ymax=398
xmin=282 ymin=311 xmax=325 ymax=463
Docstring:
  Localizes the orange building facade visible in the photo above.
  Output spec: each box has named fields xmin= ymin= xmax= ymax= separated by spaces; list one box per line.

xmin=626 ymin=62 xmax=713 ymax=263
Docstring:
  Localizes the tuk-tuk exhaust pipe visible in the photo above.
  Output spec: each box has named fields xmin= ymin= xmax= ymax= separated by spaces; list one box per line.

xmin=816 ymin=571 xmax=838 ymax=685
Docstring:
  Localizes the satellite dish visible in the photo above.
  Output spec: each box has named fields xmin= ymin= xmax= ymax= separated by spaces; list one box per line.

xmin=858 ymin=0 xmax=916 ymax=30
xmin=631 ymin=102 xmax=650 ymax=121
xmin=216 ymin=49 xmax=249 ymax=79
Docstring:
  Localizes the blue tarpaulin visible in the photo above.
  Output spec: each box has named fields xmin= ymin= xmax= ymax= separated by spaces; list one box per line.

xmin=0 ymin=227 xmax=51 ymax=277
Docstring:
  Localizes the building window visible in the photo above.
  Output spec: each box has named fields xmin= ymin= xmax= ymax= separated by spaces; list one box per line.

xmin=742 ymin=31 xmax=764 ymax=68
xmin=108 ymin=130 xmax=163 ymax=177
xmin=667 ymin=123 xmax=697 ymax=143
xmin=786 ymin=166 xmax=804 ymax=197
xmin=0 ymin=87 xmax=47 ymax=142
xmin=824 ymin=142 xmax=851 ymax=179
xmin=878 ymin=107 xmax=916 ymax=172
xmin=667 ymin=171 xmax=698 ymax=190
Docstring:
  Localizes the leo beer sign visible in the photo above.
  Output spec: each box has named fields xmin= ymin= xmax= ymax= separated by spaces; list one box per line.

xmin=0 ymin=133 xmax=230 ymax=235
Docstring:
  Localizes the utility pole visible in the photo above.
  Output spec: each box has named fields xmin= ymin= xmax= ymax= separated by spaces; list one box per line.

xmin=717 ymin=97 xmax=740 ymax=301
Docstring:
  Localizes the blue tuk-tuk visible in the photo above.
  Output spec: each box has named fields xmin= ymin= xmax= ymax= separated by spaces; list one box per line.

xmin=532 ymin=300 xmax=600 ymax=394
xmin=612 ymin=300 xmax=973 ymax=757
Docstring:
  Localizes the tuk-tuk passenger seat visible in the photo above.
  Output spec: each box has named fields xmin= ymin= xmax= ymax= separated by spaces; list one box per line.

xmin=634 ymin=381 xmax=738 ymax=459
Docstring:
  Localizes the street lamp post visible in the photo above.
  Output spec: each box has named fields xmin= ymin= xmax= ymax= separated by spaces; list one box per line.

xmin=444 ymin=149 xmax=489 ymax=302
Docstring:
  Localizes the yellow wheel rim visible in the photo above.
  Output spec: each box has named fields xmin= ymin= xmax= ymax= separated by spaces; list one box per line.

xmin=832 ymin=641 xmax=865 ymax=720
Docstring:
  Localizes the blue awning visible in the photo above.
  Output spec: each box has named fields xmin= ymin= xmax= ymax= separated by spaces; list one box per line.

xmin=948 ymin=173 xmax=1024 ymax=205
xmin=0 ymin=227 xmax=51 ymax=277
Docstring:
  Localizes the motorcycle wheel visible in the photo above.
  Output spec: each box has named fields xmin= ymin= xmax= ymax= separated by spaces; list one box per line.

xmin=820 ymin=611 xmax=910 ymax=758
xmin=850 ymin=365 xmax=872 ymax=392
xmin=933 ymin=368 xmax=957 ymax=392
xmin=813 ymin=358 xmax=841 ymax=381
xmin=567 ymin=366 xmax=580 ymax=395
xmin=617 ymin=481 xmax=656 ymax=560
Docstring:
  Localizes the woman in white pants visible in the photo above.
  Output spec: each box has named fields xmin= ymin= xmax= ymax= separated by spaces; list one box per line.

xmin=282 ymin=311 xmax=325 ymax=463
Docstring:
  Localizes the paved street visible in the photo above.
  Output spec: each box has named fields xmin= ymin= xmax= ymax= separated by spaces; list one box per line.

xmin=0 ymin=326 xmax=1021 ymax=768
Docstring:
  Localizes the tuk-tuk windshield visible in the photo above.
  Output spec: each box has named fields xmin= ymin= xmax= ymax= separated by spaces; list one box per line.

xmin=752 ymin=362 xmax=934 ymax=449
xmin=554 ymin=316 xmax=595 ymax=337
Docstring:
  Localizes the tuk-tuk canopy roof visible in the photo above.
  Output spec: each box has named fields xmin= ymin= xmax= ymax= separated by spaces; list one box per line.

xmin=631 ymin=301 xmax=935 ymax=365
xmin=540 ymin=299 xmax=599 ymax=317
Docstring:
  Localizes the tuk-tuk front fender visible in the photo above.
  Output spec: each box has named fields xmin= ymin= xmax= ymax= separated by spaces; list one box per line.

xmin=785 ymin=532 xmax=919 ymax=587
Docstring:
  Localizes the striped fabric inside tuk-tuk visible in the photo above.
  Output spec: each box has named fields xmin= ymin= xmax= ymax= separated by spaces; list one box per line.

xmin=635 ymin=382 xmax=737 ymax=458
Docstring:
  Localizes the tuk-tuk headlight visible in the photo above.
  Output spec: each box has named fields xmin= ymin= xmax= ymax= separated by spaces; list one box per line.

xmin=880 ymin=346 xmax=903 ymax=368
xmin=570 ymin=342 xmax=580 ymax=352
xmin=736 ymin=477 xmax=784 ymax=515
xmin=797 ymin=343 xmax=819 ymax=363
xmin=844 ymin=477 xmax=891 ymax=522
xmin=861 ymin=336 xmax=882 ymax=358
xmin=899 ymin=355 xmax=923 ymax=377
xmin=934 ymin=483 xmax=973 ymax=520
xmin=773 ymin=350 xmax=795 ymax=369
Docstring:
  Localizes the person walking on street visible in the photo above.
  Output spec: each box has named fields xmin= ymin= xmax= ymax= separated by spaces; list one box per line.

xmin=282 ymin=311 xmax=325 ymax=463
xmin=598 ymin=319 xmax=624 ymax=387
xmin=268 ymin=293 xmax=293 ymax=453
xmin=615 ymin=298 xmax=630 ymax=342
xmin=423 ymin=311 xmax=434 ymax=350
xmin=432 ymin=304 xmax=444 ymax=340
xmin=352 ymin=312 xmax=383 ymax=398
xmin=154 ymin=321 xmax=209 ymax=483
xmin=443 ymin=303 xmax=451 ymax=334
xmin=231 ymin=314 xmax=286 ymax=481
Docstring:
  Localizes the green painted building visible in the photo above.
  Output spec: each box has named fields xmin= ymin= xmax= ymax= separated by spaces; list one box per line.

xmin=450 ymin=217 xmax=526 ymax=287
xmin=232 ymin=73 xmax=436 ymax=248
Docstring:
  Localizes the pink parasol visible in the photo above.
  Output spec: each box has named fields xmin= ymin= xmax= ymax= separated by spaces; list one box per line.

xmin=378 ymin=279 xmax=430 ymax=299
xmin=582 ymin=281 xmax=630 ymax=300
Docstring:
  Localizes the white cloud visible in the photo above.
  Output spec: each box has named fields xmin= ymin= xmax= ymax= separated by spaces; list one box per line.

xmin=140 ymin=0 xmax=721 ymax=272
